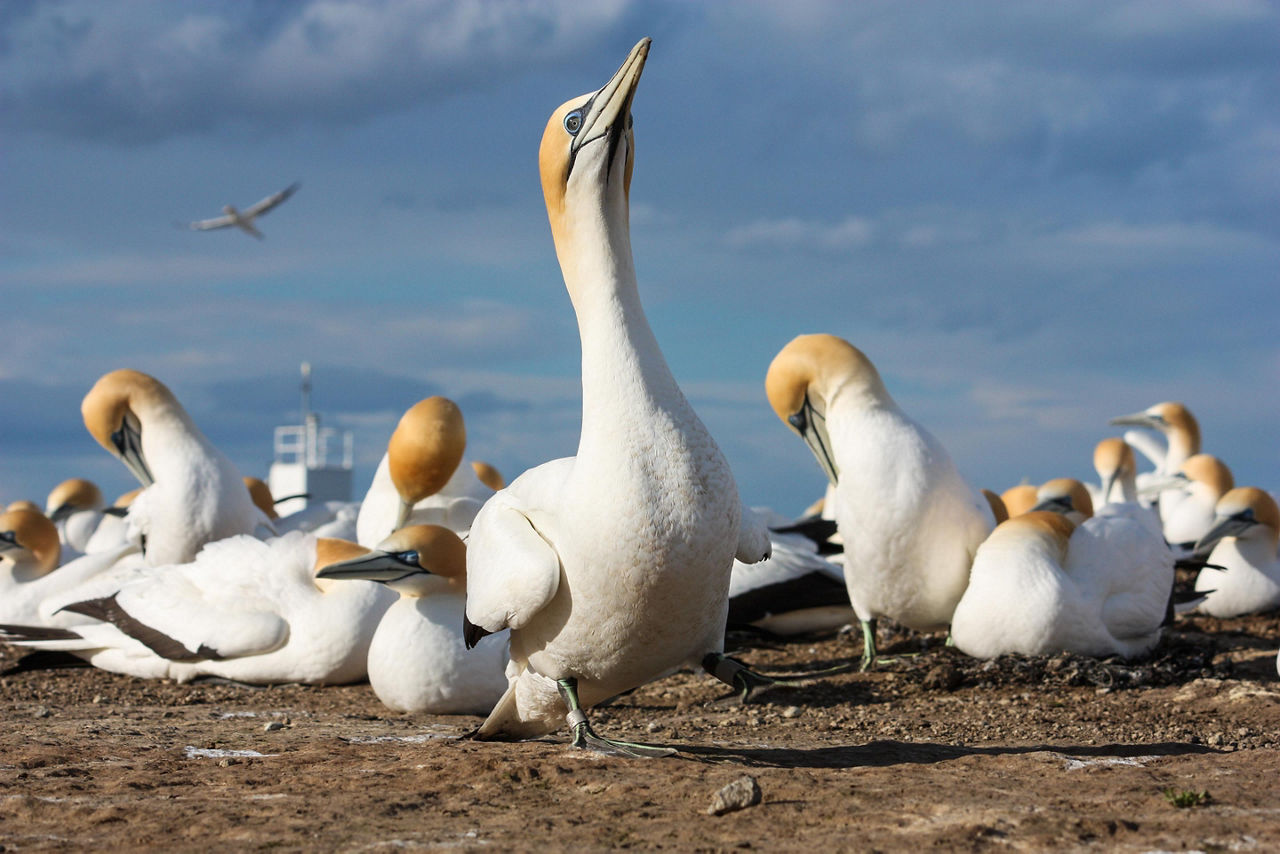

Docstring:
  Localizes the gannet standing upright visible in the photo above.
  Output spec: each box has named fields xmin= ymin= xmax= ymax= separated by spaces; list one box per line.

xmin=765 ymin=334 xmax=995 ymax=668
xmin=1143 ymin=454 xmax=1235 ymax=550
xmin=81 ymin=370 xmax=261 ymax=565
xmin=1190 ymin=488 xmax=1280 ymax=617
xmin=463 ymin=39 xmax=771 ymax=757
xmin=44 ymin=478 xmax=105 ymax=555
xmin=1089 ymin=438 xmax=1162 ymax=537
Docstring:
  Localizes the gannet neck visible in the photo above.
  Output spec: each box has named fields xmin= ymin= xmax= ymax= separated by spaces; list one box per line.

xmin=994 ymin=512 xmax=1075 ymax=564
xmin=1158 ymin=402 xmax=1200 ymax=469
xmin=1182 ymin=453 xmax=1233 ymax=499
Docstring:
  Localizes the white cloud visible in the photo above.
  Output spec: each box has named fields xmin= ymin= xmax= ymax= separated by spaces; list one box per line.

xmin=724 ymin=216 xmax=874 ymax=252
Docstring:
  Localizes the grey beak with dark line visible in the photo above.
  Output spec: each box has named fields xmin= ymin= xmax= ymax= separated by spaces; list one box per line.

xmin=1192 ymin=513 xmax=1256 ymax=559
xmin=1032 ymin=496 xmax=1075 ymax=515
xmin=316 ymin=551 xmax=425 ymax=585
xmin=112 ymin=419 xmax=154 ymax=487
xmin=790 ymin=397 xmax=839 ymax=485
xmin=566 ymin=37 xmax=649 ymax=175
xmin=1109 ymin=412 xmax=1158 ymax=429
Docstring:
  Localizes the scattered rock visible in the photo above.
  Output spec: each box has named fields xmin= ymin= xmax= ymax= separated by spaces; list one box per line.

xmin=707 ymin=776 xmax=762 ymax=816
xmin=781 ymin=706 xmax=802 ymax=719
xmin=263 ymin=721 xmax=285 ymax=733
xmin=922 ymin=663 xmax=963 ymax=691
xmin=33 ymin=706 xmax=51 ymax=718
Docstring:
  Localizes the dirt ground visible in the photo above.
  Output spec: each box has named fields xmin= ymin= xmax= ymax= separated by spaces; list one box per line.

xmin=1 ymin=609 xmax=1278 ymax=852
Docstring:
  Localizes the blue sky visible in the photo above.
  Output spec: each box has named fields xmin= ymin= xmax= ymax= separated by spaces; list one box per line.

xmin=3 ymin=1 xmax=1277 ymax=514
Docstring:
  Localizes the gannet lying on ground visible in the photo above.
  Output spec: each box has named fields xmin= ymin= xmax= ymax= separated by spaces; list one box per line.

xmin=1190 ymin=488 xmax=1280 ymax=618
xmin=44 ymin=478 xmax=105 ymax=556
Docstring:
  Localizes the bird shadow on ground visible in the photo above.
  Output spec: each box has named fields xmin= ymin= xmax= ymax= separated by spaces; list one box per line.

xmin=673 ymin=738 xmax=1219 ymax=770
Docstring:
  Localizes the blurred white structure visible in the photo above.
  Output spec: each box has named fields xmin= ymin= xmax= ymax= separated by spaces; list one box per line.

xmin=267 ymin=363 xmax=353 ymax=517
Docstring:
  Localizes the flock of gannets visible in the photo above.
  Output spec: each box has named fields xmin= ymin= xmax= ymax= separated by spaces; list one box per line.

xmin=4 ymin=38 xmax=1279 ymax=757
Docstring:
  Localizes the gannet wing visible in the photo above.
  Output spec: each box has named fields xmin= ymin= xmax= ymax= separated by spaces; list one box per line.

xmin=244 ymin=182 xmax=300 ymax=217
xmin=188 ymin=214 xmax=236 ymax=231
xmin=464 ymin=460 xmax=569 ymax=637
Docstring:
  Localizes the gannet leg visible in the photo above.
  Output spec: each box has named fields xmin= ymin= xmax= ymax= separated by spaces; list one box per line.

xmin=702 ymin=653 xmax=855 ymax=704
xmin=859 ymin=618 xmax=877 ymax=671
xmin=556 ymin=678 xmax=675 ymax=759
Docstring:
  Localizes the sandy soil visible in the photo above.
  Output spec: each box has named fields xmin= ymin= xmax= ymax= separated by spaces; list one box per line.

xmin=1 ymin=610 xmax=1278 ymax=852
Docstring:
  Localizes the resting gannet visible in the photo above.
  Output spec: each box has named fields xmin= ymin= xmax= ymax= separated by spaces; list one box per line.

xmin=463 ymin=39 xmax=773 ymax=758
xmin=1190 ymin=488 xmax=1280 ymax=618
xmin=0 ymin=507 xmax=142 ymax=628
xmin=355 ymin=397 xmax=488 ymax=547
xmin=1000 ymin=484 xmax=1040 ymax=519
xmin=2 ymin=532 xmax=395 ymax=684
xmin=186 ymin=182 xmax=299 ymax=240
xmin=1143 ymin=454 xmax=1235 ymax=550
xmin=45 ymin=478 xmax=105 ymax=555
xmin=317 ymin=525 xmax=507 ymax=714
xmin=951 ymin=510 xmax=1172 ymax=659
xmin=766 ymin=333 xmax=995 ymax=669
xmin=1110 ymin=401 xmax=1201 ymax=476
xmin=82 ymin=487 xmax=142 ymax=554
xmin=81 ymin=370 xmax=263 ymax=565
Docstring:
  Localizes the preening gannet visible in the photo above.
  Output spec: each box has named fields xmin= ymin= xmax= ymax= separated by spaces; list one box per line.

xmin=765 ymin=333 xmax=995 ymax=669
xmin=186 ymin=182 xmax=299 ymax=240
xmin=317 ymin=525 xmax=507 ymax=714
xmin=355 ymin=397 xmax=488 ymax=547
xmin=1089 ymin=438 xmax=1162 ymax=538
xmin=1190 ymin=488 xmax=1280 ymax=618
xmin=44 ymin=478 xmax=105 ymax=555
xmin=81 ymin=369 xmax=262 ymax=565
xmin=462 ymin=39 xmax=772 ymax=758
xmin=1110 ymin=401 xmax=1201 ymax=477
xmin=950 ymin=510 xmax=1173 ymax=659
xmin=2 ymin=532 xmax=395 ymax=684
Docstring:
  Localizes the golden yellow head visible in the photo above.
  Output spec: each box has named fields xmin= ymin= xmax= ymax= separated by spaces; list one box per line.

xmin=0 ymin=508 xmax=61 ymax=575
xmin=1036 ymin=477 xmax=1094 ymax=520
xmin=45 ymin=477 xmax=104 ymax=520
xmin=1216 ymin=487 xmax=1280 ymax=533
xmin=313 ymin=538 xmax=371 ymax=574
xmin=1092 ymin=437 xmax=1134 ymax=480
xmin=765 ymin=334 xmax=885 ymax=426
xmin=470 ymin=460 xmax=506 ymax=492
xmin=387 ymin=397 xmax=467 ymax=505
xmin=1180 ymin=454 xmax=1234 ymax=497
xmin=379 ymin=524 xmax=468 ymax=590
xmin=7 ymin=500 xmax=42 ymax=514
xmin=80 ymin=369 xmax=176 ymax=454
xmin=1000 ymin=484 xmax=1040 ymax=518
xmin=242 ymin=477 xmax=278 ymax=521
xmin=539 ymin=38 xmax=649 ymax=276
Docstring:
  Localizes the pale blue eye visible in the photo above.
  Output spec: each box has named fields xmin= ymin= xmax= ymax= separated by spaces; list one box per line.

xmin=564 ymin=111 xmax=583 ymax=135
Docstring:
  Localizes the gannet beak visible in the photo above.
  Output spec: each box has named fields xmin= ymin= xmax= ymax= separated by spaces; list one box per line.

xmin=1137 ymin=473 xmax=1189 ymax=497
xmin=0 ymin=531 xmax=20 ymax=555
xmin=316 ymin=551 xmax=424 ymax=585
xmin=1192 ymin=512 xmax=1255 ymax=559
xmin=111 ymin=417 xmax=154 ymax=487
xmin=48 ymin=503 xmax=75 ymax=523
xmin=789 ymin=396 xmax=839 ymax=485
xmin=571 ymin=37 xmax=650 ymax=166
xmin=1099 ymin=473 xmax=1117 ymax=505
xmin=1109 ymin=411 xmax=1155 ymax=429
xmin=1031 ymin=496 xmax=1074 ymax=515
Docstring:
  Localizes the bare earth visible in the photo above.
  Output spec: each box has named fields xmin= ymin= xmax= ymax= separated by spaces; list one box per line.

xmin=1 ymin=610 xmax=1278 ymax=852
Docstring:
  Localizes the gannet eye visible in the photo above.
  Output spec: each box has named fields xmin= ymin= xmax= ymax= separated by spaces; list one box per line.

xmin=395 ymin=550 xmax=420 ymax=567
xmin=564 ymin=111 xmax=583 ymax=135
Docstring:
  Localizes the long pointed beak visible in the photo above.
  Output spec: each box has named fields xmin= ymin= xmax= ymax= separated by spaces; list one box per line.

xmin=573 ymin=38 xmax=650 ymax=158
xmin=316 ymin=551 xmax=422 ymax=584
xmin=1192 ymin=515 xmax=1254 ymax=559
xmin=1109 ymin=411 xmax=1154 ymax=429
xmin=1099 ymin=473 xmax=1117 ymax=505
xmin=790 ymin=398 xmax=839 ymax=485
xmin=112 ymin=421 xmax=154 ymax=487
xmin=1138 ymin=473 xmax=1188 ymax=497
xmin=1032 ymin=496 xmax=1074 ymax=515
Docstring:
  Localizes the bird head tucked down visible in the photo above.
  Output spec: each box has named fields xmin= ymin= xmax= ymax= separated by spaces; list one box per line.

xmin=1032 ymin=478 xmax=1094 ymax=524
xmin=81 ymin=369 xmax=184 ymax=487
xmin=45 ymin=477 xmax=104 ymax=523
xmin=765 ymin=334 xmax=889 ymax=485
xmin=387 ymin=397 xmax=467 ymax=530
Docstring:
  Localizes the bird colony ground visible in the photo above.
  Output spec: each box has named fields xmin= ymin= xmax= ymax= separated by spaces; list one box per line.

xmin=1 ymin=610 xmax=1278 ymax=852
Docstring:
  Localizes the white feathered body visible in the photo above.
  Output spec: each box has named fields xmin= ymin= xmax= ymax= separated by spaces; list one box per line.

xmin=1194 ymin=536 xmax=1280 ymax=618
xmin=829 ymin=395 xmax=993 ymax=630
xmin=355 ymin=454 xmax=490 ymax=547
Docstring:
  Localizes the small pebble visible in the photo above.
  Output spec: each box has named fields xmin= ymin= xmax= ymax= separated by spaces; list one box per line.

xmin=92 ymin=695 xmax=103 ymax=704
xmin=781 ymin=706 xmax=802 ymax=719
xmin=708 ymin=775 xmax=762 ymax=816
xmin=33 ymin=706 xmax=51 ymax=719
xmin=263 ymin=721 xmax=285 ymax=733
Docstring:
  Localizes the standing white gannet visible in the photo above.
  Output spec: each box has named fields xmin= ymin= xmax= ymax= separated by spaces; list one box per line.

xmin=186 ymin=182 xmax=299 ymax=240
xmin=1110 ymin=401 xmax=1201 ymax=477
xmin=44 ymin=478 xmax=105 ymax=555
xmin=950 ymin=510 xmax=1173 ymax=659
xmin=317 ymin=525 xmax=508 ymax=713
xmin=1189 ymin=488 xmax=1280 ymax=618
xmin=355 ymin=397 xmax=487 ymax=547
xmin=1142 ymin=454 xmax=1235 ymax=550
xmin=81 ymin=369 xmax=262 ymax=565
xmin=765 ymin=334 xmax=995 ymax=669
xmin=1089 ymin=438 xmax=1163 ymax=538
xmin=2 ymin=532 xmax=395 ymax=684
xmin=463 ymin=39 xmax=772 ymax=757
